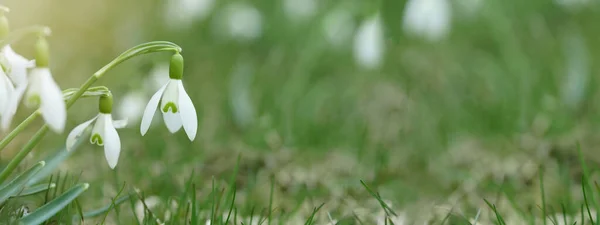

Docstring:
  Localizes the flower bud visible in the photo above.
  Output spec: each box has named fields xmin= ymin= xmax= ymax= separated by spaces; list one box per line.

xmin=35 ymin=36 xmax=50 ymax=67
xmin=169 ymin=53 xmax=184 ymax=80
xmin=99 ymin=94 xmax=113 ymax=114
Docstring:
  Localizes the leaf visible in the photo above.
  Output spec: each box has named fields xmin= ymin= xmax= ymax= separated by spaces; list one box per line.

xmin=12 ymin=183 xmax=55 ymax=197
xmin=17 ymin=183 xmax=89 ymax=225
xmin=0 ymin=161 xmax=45 ymax=203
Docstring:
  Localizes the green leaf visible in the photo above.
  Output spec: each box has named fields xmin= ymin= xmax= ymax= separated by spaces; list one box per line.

xmin=12 ymin=183 xmax=55 ymax=197
xmin=0 ymin=161 xmax=45 ymax=203
xmin=17 ymin=183 xmax=89 ymax=225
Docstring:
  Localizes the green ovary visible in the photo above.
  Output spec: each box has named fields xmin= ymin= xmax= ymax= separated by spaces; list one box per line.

xmin=91 ymin=134 xmax=103 ymax=146
xmin=162 ymin=102 xmax=178 ymax=113
xmin=27 ymin=95 xmax=41 ymax=107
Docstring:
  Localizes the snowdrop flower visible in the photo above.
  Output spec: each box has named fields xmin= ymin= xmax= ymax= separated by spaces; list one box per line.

xmin=66 ymin=94 xmax=127 ymax=169
xmin=141 ymin=53 xmax=197 ymax=141
xmin=353 ymin=14 xmax=384 ymax=69
xmin=1 ymin=45 xmax=33 ymax=86
xmin=2 ymin=36 xmax=66 ymax=132
xmin=402 ymin=0 xmax=452 ymax=42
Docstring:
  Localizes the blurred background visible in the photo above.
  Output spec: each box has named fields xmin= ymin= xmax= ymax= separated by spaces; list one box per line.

xmin=2 ymin=0 xmax=600 ymax=223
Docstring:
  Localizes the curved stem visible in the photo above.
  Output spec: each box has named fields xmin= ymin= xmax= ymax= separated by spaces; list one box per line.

xmin=0 ymin=41 xmax=181 ymax=182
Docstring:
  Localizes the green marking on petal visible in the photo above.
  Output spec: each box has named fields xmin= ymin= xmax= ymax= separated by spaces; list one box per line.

xmin=162 ymin=102 xmax=178 ymax=113
xmin=27 ymin=95 xmax=41 ymax=107
xmin=90 ymin=134 xmax=103 ymax=146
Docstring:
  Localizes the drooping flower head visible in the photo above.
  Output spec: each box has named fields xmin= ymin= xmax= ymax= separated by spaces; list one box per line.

xmin=2 ymin=35 xmax=66 ymax=132
xmin=140 ymin=53 xmax=197 ymax=141
xmin=66 ymin=94 xmax=127 ymax=169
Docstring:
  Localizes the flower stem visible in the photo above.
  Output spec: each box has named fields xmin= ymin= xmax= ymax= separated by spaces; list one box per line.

xmin=0 ymin=126 xmax=48 ymax=183
xmin=0 ymin=112 xmax=39 ymax=151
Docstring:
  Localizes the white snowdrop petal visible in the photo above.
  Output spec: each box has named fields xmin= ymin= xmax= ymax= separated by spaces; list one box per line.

xmin=178 ymin=81 xmax=198 ymax=141
xmin=140 ymin=82 xmax=168 ymax=135
xmin=103 ymin=114 xmax=121 ymax=169
xmin=113 ymin=119 xmax=128 ymax=129
xmin=3 ymin=45 xmax=31 ymax=86
xmin=0 ymin=71 xmax=14 ymax=115
xmin=1 ymin=85 xmax=26 ymax=130
xmin=91 ymin=114 xmax=108 ymax=146
xmin=66 ymin=116 xmax=97 ymax=151
xmin=38 ymin=69 xmax=66 ymax=133
xmin=163 ymin=112 xmax=183 ymax=133
xmin=160 ymin=80 xmax=179 ymax=112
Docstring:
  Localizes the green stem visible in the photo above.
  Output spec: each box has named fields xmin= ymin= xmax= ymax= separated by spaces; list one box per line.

xmin=0 ymin=41 xmax=181 ymax=183
xmin=0 ymin=112 xmax=39 ymax=151
xmin=0 ymin=126 xmax=48 ymax=182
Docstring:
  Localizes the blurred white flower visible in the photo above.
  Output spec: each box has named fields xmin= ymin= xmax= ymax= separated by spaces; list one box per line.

xmin=322 ymin=8 xmax=355 ymax=48
xmin=145 ymin=63 xmax=170 ymax=92
xmin=229 ymin=61 xmax=255 ymax=129
xmin=164 ymin=0 xmax=215 ymax=29
xmin=117 ymin=91 xmax=146 ymax=124
xmin=402 ymin=0 xmax=452 ymax=41
xmin=1 ymin=45 xmax=33 ymax=86
xmin=216 ymin=3 xmax=263 ymax=42
xmin=0 ymin=69 xmax=14 ymax=119
xmin=353 ymin=14 xmax=384 ymax=69
xmin=2 ymin=67 xmax=66 ymax=132
xmin=283 ymin=0 xmax=317 ymax=22
xmin=66 ymin=113 xmax=127 ymax=169
xmin=141 ymin=79 xmax=197 ymax=141
xmin=134 ymin=196 xmax=162 ymax=223
xmin=561 ymin=32 xmax=589 ymax=109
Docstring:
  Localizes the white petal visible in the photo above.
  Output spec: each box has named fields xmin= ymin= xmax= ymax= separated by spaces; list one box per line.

xmin=113 ymin=119 xmax=128 ymax=129
xmin=353 ymin=15 xmax=384 ymax=69
xmin=103 ymin=114 xmax=121 ymax=169
xmin=1 ymin=84 xmax=26 ymax=131
xmin=0 ymin=71 xmax=14 ymax=115
xmin=140 ymin=82 xmax=168 ymax=135
xmin=402 ymin=0 xmax=451 ymax=41
xmin=160 ymin=79 xmax=179 ymax=113
xmin=91 ymin=114 xmax=108 ymax=146
xmin=3 ymin=46 xmax=32 ymax=86
xmin=178 ymin=81 xmax=198 ymax=141
xmin=162 ymin=112 xmax=183 ymax=133
xmin=37 ymin=69 xmax=66 ymax=133
xmin=66 ymin=116 xmax=97 ymax=151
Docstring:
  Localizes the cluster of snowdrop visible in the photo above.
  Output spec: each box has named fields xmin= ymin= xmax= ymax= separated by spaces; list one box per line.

xmin=0 ymin=8 xmax=196 ymax=170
